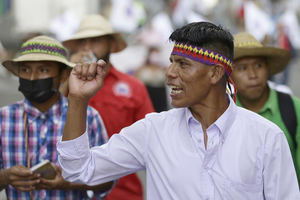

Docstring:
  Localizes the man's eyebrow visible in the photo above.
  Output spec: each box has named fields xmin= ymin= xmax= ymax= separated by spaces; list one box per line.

xmin=169 ymin=55 xmax=191 ymax=63
xmin=19 ymin=63 xmax=28 ymax=67
xmin=174 ymin=57 xmax=191 ymax=63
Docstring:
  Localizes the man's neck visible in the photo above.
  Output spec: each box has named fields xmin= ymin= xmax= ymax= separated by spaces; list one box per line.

xmin=190 ymin=92 xmax=229 ymax=130
xmin=31 ymin=93 xmax=60 ymax=113
xmin=238 ymin=87 xmax=269 ymax=113
xmin=189 ymin=91 xmax=229 ymax=150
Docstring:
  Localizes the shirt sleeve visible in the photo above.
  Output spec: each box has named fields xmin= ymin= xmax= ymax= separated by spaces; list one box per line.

xmin=57 ymin=118 xmax=147 ymax=186
xmin=263 ymin=132 xmax=300 ymax=199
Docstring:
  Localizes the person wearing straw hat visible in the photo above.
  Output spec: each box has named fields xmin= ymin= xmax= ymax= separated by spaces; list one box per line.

xmin=0 ymin=35 xmax=113 ymax=199
xmin=62 ymin=14 xmax=154 ymax=200
xmin=57 ymin=22 xmax=300 ymax=199
xmin=231 ymin=32 xmax=300 ymax=182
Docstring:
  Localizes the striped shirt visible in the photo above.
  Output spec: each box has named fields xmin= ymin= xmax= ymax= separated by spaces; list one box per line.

xmin=0 ymin=95 xmax=108 ymax=200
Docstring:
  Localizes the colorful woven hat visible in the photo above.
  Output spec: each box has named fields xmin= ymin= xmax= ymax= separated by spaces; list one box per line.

xmin=62 ymin=14 xmax=127 ymax=53
xmin=2 ymin=35 xmax=75 ymax=76
xmin=234 ymin=32 xmax=290 ymax=75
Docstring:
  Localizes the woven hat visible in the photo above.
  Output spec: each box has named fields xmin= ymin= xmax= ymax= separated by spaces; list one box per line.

xmin=2 ymin=35 xmax=75 ymax=76
xmin=234 ymin=32 xmax=290 ymax=75
xmin=62 ymin=14 xmax=127 ymax=53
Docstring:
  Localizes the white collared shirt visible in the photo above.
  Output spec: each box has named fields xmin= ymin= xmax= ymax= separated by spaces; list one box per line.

xmin=57 ymin=97 xmax=299 ymax=200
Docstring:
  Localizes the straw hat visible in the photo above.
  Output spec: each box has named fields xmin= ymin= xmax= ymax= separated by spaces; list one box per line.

xmin=2 ymin=35 xmax=75 ymax=76
xmin=234 ymin=32 xmax=290 ymax=75
xmin=62 ymin=14 xmax=127 ymax=53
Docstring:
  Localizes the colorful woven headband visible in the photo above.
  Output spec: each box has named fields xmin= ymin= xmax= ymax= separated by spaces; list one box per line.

xmin=171 ymin=42 xmax=233 ymax=76
xmin=19 ymin=41 xmax=68 ymax=59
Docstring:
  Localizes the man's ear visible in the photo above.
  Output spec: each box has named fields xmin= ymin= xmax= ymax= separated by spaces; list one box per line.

xmin=210 ymin=64 xmax=225 ymax=85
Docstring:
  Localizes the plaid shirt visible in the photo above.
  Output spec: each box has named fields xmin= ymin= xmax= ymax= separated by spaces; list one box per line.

xmin=0 ymin=95 xmax=108 ymax=200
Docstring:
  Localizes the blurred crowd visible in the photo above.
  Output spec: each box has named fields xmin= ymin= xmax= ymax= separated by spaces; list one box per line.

xmin=1 ymin=0 xmax=300 ymax=199
xmin=1 ymin=0 xmax=300 ymax=105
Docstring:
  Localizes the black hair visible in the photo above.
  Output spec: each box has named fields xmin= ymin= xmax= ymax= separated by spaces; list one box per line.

xmin=169 ymin=22 xmax=234 ymax=61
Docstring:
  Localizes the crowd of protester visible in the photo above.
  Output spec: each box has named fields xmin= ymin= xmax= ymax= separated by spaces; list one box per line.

xmin=0 ymin=1 xmax=300 ymax=199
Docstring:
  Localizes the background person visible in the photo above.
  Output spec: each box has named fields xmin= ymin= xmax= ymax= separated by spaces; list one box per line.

xmin=0 ymin=35 xmax=112 ymax=199
xmin=231 ymin=32 xmax=300 ymax=182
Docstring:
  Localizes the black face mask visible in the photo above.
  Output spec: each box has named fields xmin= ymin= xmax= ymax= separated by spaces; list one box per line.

xmin=18 ymin=77 xmax=57 ymax=103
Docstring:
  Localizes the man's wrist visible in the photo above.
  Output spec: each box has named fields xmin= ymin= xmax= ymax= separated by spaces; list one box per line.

xmin=68 ymin=96 xmax=89 ymax=107
xmin=0 ymin=169 xmax=10 ymax=188
xmin=58 ymin=179 xmax=72 ymax=190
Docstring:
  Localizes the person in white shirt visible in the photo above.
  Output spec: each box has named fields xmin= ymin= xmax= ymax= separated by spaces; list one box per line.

xmin=57 ymin=22 xmax=300 ymax=199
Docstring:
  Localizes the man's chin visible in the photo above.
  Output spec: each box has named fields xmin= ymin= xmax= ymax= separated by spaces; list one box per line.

xmin=171 ymin=101 xmax=186 ymax=108
xmin=245 ymin=94 xmax=263 ymax=102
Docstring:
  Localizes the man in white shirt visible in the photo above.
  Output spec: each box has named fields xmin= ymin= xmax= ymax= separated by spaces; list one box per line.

xmin=57 ymin=22 xmax=300 ymax=199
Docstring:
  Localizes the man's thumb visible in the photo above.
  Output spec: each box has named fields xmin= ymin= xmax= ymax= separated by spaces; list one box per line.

xmin=96 ymin=60 xmax=106 ymax=80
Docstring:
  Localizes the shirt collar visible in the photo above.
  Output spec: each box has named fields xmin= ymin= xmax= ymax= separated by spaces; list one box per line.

xmin=106 ymin=65 xmax=119 ymax=80
xmin=23 ymin=98 xmax=42 ymax=120
xmin=214 ymin=96 xmax=237 ymax=141
xmin=185 ymin=95 xmax=237 ymax=141
xmin=23 ymin=94 xmax=67 ymax=121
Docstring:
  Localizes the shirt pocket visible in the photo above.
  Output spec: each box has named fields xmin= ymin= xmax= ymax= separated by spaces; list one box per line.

xmin=221 ymin=178 xmax=264 ymax=200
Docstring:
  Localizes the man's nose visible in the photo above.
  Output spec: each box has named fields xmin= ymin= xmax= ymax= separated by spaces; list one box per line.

xmin=166 ymin=64 xmax=177 ymax=79
xmin=82 ymin=39 xmax=92 ymax=50
xmin=247 ymin=66 xmax=257 ymax=78
xmin=29 ymin=71 xmax=39 ymax=80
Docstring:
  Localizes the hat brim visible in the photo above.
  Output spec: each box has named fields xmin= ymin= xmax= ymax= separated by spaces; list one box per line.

xmin=62 ymin=31 xmax=127 ymax=53
xmin=234 ymin=46 xmax=291 ymax=75
xmin=2 ymin=53 xmax=76 ymax=76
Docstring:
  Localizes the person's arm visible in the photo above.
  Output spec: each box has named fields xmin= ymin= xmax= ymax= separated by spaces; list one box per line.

xmin=263 ymin=132 xmax=300 ymax=199
xmin=0 ymin=169 xmax=9 ymax=190
xmin=58 ymin=60 xmax=147 ymax=186
xmin=37 ymin=163 xmax=114 ymax=191
xmin=41 ymin=178 xmax=113 ymax=191
xmin=62 ymin=61 xmax=106 ymax=141
xmin=58 ymin=118 xmax=147 ymax=185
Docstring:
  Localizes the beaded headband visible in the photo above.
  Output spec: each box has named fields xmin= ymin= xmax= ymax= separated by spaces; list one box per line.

xmin=19 ymin=41 xmax=68 ymax=59
xmin=171 ymin=42 xmax=233 ymax=76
